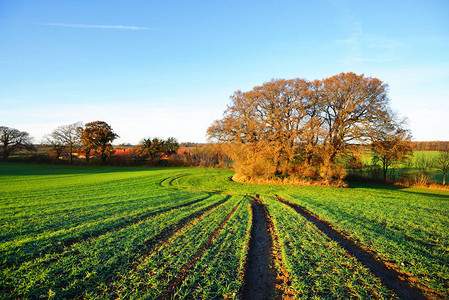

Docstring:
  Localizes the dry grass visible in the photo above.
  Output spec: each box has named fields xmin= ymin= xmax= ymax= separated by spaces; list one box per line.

xmin=394 ymin=181 xmax=449 ymax=191
xmin=232 ymin=174 xmax=348 ymax=188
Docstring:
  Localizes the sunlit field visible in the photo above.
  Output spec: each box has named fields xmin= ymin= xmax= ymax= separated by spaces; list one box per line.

xmin=1 ymin=163 xmax=448 ymax=299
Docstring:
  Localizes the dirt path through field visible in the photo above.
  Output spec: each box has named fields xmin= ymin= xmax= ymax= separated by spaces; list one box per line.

xmin=242 ymin=197 xmax=276 ymax=300
xmin=275 ymin=196 xmax=431 ymax=300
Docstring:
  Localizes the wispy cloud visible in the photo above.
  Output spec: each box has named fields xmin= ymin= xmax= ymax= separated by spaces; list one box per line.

xmin=41 ymin=23 xmax=156 ymax=31
xmin=328 ymin=0 xmax=407 ymax=65
xmin=334 ymin=35 xmax=408 ymax=64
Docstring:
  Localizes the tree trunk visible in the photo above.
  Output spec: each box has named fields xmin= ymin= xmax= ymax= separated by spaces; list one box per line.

xmin=69 ymin=144 xmax=73 ymax=164
xmin=444 ymin=173 xmax=446 ymax=185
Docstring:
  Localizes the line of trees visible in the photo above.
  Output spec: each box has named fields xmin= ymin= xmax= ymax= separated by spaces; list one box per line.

xmin=3 ymin=121 xmax=185 ymax=165
xmin=208 ymin=72 xmax=413 ymax=183
xmin=411 ymin=141 xmax=449 ymax=151
xmin=1 ymin=122 xmax=188 ymax=166
xmin=411 ymin=151 xmax=449 ymax=186
xmin=42 ymin=121 xmax=119 ymax=163
xmin=0 ymin=126 xmax=35 ymax=160
xmin=135 ymin=137 xmax=180 ymax=161
xmin=45 ymin=121 xmax=183 ymax=164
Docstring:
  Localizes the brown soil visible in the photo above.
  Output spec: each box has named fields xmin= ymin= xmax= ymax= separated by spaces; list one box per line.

xmin=257 ymin=197 xmax=297 ymax=299
xmin=275 ymin=195 xmax=441 ymax=300
xmin=242 ymin=198 xmax=276 ymax=300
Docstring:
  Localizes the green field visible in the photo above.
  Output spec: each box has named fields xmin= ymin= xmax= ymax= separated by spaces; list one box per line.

xmin=362 ymin=150 xmax=447 ymax=183
xmin=1 ymin=163 xmax=448 ymax=299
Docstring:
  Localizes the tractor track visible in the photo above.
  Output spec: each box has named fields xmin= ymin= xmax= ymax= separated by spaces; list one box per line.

xmin=275 ymin=195 xmax=439 ymax=300
xmin=242 ymin=195 xmax=296 ymax=300
xmin=241 ymin=196 xmax=276 ymax=300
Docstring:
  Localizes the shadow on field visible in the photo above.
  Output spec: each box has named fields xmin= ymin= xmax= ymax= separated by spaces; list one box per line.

xmin=275 ymin=195 xmax=433 ymax=300
xmin=0 ymin=162 xmax=169 ymax=176
xmin=348 ymin=181 xmax=449 ymax=200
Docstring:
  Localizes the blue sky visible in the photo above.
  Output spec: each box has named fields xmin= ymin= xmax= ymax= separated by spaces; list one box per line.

xmin=1 ymin=0 xmax=448 ymax=144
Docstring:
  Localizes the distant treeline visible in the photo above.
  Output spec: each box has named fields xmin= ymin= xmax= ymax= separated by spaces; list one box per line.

xmin=411 ymin=141 xmax=449 ymax=151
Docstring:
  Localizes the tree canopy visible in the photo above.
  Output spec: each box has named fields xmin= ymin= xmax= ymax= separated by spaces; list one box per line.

xmin=0 ymin=126 xmax=34 ymax=160
xmin=208 ymin=72 xmax=410 ymax=182
xmin=435 ymin=149 xmax=449 ymax=185
xmin=371 ymin=117 xmax=413 ymax=181
xmin=79 ymin=121 xmax=118 ymax=163
xmin=51 ymin=122 xmax=82 ymax=163
xmin=136 ymin=137 xmax=179 ymax=160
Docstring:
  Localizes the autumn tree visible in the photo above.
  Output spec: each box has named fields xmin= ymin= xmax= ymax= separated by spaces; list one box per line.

xmin=79 ymin=121 xmax=118 ymax=163
xmin=434 ymin=149 xmax=449 ymax=185
xmin=43 ymin=134 xmax=66 ymax=159
xmin=50 ymin=122 xmax=82 ymax=163
xmin=78 ymin=125 xmax=93 ymax=163
xmin=208 ymin=73 xmax=404 ymax=182
xmin=0 ymin=126 xmax=34 ymax=160
xmin=317 ymin=73 xmax=391 ymax=179
xmin=208 ymin=78 xmax=310 ymax=178
xmin=371 ymin=117 xmax=413 ymax=182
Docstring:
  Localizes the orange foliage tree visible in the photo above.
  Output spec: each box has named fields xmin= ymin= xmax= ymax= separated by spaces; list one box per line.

xmin=79 ymin=121 xmax=118 ymax=163
xmin=208 ymin=72 xmax=409 ymax=182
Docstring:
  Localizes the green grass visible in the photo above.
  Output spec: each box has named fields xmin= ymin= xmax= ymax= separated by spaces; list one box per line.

xmin=172 ymin=168 xmax=449 ymax=296
xmin=361 ymin=150 xmax=447 ymax=183
xmin=1 ymin=162 xmax=448 ymax=298
xmin=263 ymin=196 xmax=394 ymax=298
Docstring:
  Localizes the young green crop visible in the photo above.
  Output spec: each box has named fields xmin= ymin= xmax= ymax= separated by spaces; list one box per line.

xmin=171 ymin=168 xmax=449 ymax=297
xmin=263 ymin=196 xmax=395 ymax=298
xmin=279 ymin=186 xmax=449 ymax=296
xmin=105 ymin=197 xmax=241 ymax=299
xmin=172 ymin=198 xmax=252 ymax=299
xmin=1 ymin=193 xmax=229 ymax=298
xmin=1 ymin=162 xmax=448 ymax=298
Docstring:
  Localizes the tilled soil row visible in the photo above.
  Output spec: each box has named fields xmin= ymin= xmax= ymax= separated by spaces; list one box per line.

xmin=242 ymin=196 xmax=296 ymax=300
xmin=157 ymin=200 xmax=242 ymax=300
xmin=275 ymin=195 xmax=440 ymax=300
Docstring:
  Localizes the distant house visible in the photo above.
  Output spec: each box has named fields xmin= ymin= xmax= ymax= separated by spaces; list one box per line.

xmin=160 ymin=148 xmax=190 ymax=160
xmin=160 ymin=153 xmax=170 ymax=160
xmin=112 ymin=148 xmax=135 ymax=156
xmin=72 ymin=150 xmax=97 ymax=159
xmin=177 ymin=148 xmax=190 ymax=155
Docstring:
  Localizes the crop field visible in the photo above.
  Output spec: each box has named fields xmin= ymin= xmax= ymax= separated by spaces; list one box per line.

xmin=1 ymin=163 xmax=448 ymax=299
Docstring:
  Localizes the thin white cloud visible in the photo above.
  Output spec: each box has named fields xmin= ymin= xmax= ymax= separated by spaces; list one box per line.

xmin=41 ymin=23 xmax=156 ymax=31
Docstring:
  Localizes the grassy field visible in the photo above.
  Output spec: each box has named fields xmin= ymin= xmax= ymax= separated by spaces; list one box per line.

xmin=362 ymin=150 xmax=447 ymax=183
xmin=1 ymin=162 xmax=448 ymax=299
